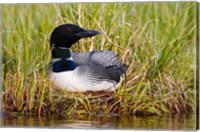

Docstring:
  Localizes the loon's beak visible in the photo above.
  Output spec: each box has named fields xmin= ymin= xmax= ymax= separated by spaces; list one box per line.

xmin=76 ymin=30 xmax=101 ymax=38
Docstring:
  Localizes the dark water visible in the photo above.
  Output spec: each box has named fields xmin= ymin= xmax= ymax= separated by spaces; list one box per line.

xmin=1 ymin=113 xmax=196 ymax=130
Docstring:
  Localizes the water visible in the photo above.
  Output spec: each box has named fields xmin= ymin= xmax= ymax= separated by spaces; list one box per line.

xmin=1 ymin=113 xmax=196 ymax=130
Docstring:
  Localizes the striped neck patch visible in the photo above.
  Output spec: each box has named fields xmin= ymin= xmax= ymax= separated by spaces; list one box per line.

xmin=52 ymin=47 xmax=71 ymax=59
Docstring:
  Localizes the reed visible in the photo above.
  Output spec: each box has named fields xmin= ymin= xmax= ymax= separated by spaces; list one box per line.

xmin=2 ymin=2 xmax=196 ymax=116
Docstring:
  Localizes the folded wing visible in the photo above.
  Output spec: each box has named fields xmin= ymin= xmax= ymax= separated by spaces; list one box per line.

xmin=71 ymin=51 xmax=127 ymax=83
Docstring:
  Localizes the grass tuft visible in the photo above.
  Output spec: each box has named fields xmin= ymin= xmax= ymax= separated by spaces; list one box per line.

xmin=2 ymin=2 xmax=196 ymax=116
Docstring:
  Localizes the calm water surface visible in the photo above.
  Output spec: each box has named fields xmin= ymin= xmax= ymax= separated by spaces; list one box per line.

xmin=1 ymin=113 xmax=196 ymax=130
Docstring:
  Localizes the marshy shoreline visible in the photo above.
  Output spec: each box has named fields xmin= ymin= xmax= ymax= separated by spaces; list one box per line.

xmin=2 ymin=2 xmax=196 ymax=121
xmin=1 ymin=110 xmax=196 ymax=129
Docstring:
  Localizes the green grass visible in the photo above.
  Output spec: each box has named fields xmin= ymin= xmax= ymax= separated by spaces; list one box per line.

xmin=2 ymin=2 xmax=196 ymax=116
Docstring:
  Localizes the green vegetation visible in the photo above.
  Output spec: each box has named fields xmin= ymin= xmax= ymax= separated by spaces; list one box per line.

xmin=2 ymin=3 xmax=196 ymax=116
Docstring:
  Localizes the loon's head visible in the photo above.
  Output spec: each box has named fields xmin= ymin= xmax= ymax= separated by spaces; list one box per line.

xmin=50 ymin=24 xmax=100 ymax=48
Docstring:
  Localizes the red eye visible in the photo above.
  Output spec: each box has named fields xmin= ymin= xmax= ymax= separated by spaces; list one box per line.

xmin=67 ymin=28 xmax=72 ymax=33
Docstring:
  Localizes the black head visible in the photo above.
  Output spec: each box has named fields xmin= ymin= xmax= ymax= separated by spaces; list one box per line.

xmin=50 ymin=24 xmax=100 ymax=48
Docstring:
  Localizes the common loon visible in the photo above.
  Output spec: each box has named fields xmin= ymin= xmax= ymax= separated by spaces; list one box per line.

xmin=49 ymin=24 xmax=127 ymax=92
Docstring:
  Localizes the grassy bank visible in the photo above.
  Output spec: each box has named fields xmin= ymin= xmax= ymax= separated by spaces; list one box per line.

xmin=2 ymin=2 xmax=196 ymax=116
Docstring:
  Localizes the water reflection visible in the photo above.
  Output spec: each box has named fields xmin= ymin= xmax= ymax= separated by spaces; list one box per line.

xmin=1 ymin=113 xmax=196 ymax=130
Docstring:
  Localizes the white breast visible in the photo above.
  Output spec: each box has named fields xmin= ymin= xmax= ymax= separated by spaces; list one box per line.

xmin=48 ymin=67 xmax=121 ymax=92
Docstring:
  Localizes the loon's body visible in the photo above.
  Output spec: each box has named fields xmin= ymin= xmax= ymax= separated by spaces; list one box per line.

xmin=48 ymin=24 xmax=127 ymax=92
